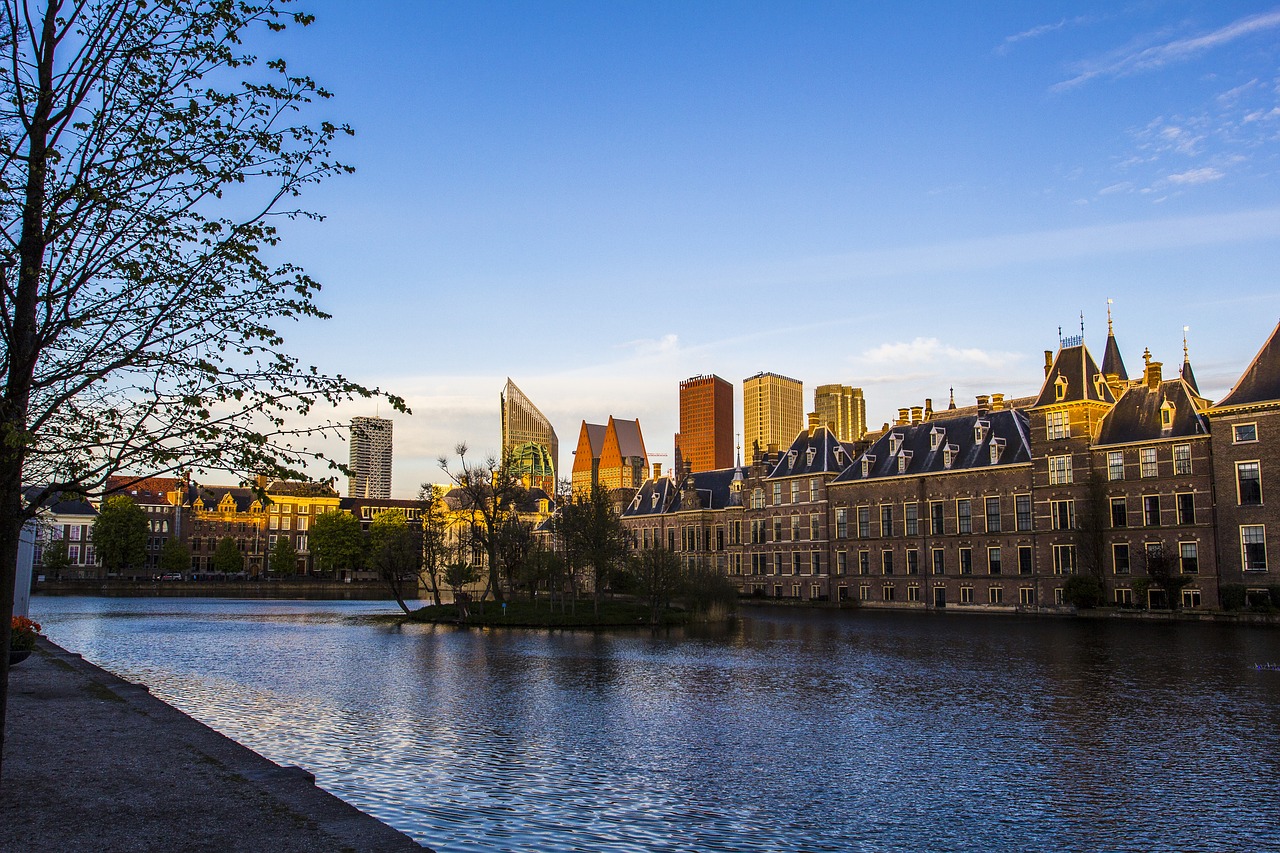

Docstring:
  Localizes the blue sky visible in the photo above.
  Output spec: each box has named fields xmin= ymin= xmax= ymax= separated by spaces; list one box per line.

xmin=260 ymin=2 xmax=1280 ymax=496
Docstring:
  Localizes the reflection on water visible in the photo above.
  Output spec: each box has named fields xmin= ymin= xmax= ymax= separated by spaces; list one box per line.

xmin=32 ymin=597 xmax=1280 ymax=852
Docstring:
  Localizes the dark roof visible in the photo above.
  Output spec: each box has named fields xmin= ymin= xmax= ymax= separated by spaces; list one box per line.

xmin=23 ymin=486 xmax=97 ymax=517
xmin=1095 ymin=379 xmax=1209 ymax=445
xmin=268 ymin=480 xmax=339 ymax=498
xmin=1216 ymin=320 xmax=1280 ymax=408
xmin=609 ymin=418 xmax=647 ymax=459
xmin=1101 ymin=332 xmax=1129 ymax=380
xmin=766 ymin=426 xmax=857 ymax=479
xmin=1033 ymin=344 xmax=1115 ymax=407
xmin=1180 ymin=357 xmax=1200 ymax=396
xmin=623 ymin=466 xmax=746 ymax=517
xmin=580 ymin=422 xmax=607 ymax=459
xmin=834 ymin=408 xmax=1031 ymax=483
xmin=191 ymin=485 xmax=260 ymax=512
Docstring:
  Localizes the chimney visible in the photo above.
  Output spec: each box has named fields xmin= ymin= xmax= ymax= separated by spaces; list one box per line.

xmin=1145 ymin=360 xmax=1162 ymax=390
xmin=1044 ymin=350 xmax=1053 ymax=376
xmin=924 ymin=398 xmax=934 ymax=421
xmin=807 ymin=411 xmax=821 ymax=434
xmin=910 ymin=406 xmax=923 ymax=424
xmin=976 ymin=394 xmax=990 ymax=414
xmin=652 ymin=463 xmax=662 ymax=480
xmin=255 ymin=473 xmax=269 ymax=491
xmin=991 ymin=393 xmax=1005 ymax=411
xmin=897 ymin=407 xmax=909 ymax=426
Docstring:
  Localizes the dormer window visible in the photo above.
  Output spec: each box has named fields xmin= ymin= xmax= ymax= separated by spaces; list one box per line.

xmin=889 ymin=432 xmax=903 ymax=455
xmin=898 ymin=451 xmax=913 ymax=474
xmin=862 ymin=454 xmax=876 ymax=477
xmin=943 ymin=443 xmax=959 ymax=470
xmin=930 ymin=427 xmax=944 ymax=451
xmin=975 ymin=419 xmax=990 ymax=443
xmin=1055 ymin=376 xmax=1068 ymax=401
xmin=1160 ymin=401 xmax=1175 ymax=429
xmin=1094 ymin=374 xmax=1107 ymax=399
xmin=806 ymin=447 xmax=817 ymax=467
xmin=834 ymin=446 xmax=846 ymax=466
xmin=989 ymin=438 xmax=1006 ymax=465
xmin=787 ymin=449 xmax=798 ymax=470
xmin=651 ymin=492 xmax=659 ymax=509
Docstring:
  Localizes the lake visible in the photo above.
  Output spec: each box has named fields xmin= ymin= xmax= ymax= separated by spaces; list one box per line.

xmin=30 ymin=597 xmax=1280 ymax=852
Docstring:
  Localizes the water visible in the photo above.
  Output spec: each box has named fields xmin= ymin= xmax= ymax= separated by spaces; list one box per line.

xmin=30 ymin=597 xmax=1280 ymax=852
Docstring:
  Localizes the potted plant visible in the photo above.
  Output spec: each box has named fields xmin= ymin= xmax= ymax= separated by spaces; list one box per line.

xmin=10 ymin=615 xmax=41 ymax=665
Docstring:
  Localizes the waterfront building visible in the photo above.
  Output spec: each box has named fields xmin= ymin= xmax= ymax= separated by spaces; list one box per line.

xmin=813 ymin=384 xmax=867 ymax=443
xmin=348 ymin=416 xmax=393 ymax=500
xmin=501 ymin=379 xmax=559 ymax=493
xmin=675 ymin=374 xmax=734 ymax=473
xmin=571 ymin=416 xmax=648 ymax=494
xmin=25 ymin=489 xmax=99 ymax=579
xmin=743 ymin=372 xmax=803 ymax=458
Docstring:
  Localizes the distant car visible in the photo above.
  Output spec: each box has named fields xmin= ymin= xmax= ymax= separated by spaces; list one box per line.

xmin=160 ymin=573 xmax=183 ymax=581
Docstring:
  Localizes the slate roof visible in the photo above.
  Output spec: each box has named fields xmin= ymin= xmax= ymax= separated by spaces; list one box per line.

xmin=1180 ymin=358 xmax=1200 ymax=396
xmin=609 ymin=418 xmax=647 ymax=459
xmin=267 ymin=480 xmax=338 ymax=498
xmin=623 ymin=466 xmax=747 ymax=517
xmin=580 ymin=422 xmax=607 ymax=458
xmin=1095 ymin=378 xmax=1209 ymax=445
xmin=766 ymin=426 xmax=858 ymax=479
xmin=834 ymin=408 xmax=1031 ymax=483
xmin=23 ymin=486 xmax=97 ymax=517
xmin=1215 ymin=320 xmax=1280 ymax=408
xmin=1032 ymin=344 xmax=1116 ymax=407
xmin=1101 ymin=332 xmax=1129 ymax=380
xmin=191 ymin=485 xmax=260 ymax=513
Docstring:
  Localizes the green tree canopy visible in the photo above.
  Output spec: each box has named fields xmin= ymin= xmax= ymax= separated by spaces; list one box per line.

xmin=211 ymin=537 xmax=243 ymax=575
xmin=309 ymin=510 xmax=363 ymax=575
xmin=158 ymin=538 xmax=191 ymax=576
xmin=368 ymin=508 xmax=422 ymax=614
xmin=92 ymin=496 xmax=148 ymax=574
xmin=39 ymin=538 xmax=71 ymax=576
xmin=269 ymin=535 xmax=297 ymax=577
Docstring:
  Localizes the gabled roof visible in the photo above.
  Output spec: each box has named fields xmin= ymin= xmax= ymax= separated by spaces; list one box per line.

xmin=1101 ymin=332 xmax=1128 ymax=380
xmin=766 ymin=426 xmax=857 ymax=479
xmin=191 ymin=485 xmax=260 ymax=513
xmin=23 ymin=486 xmax=97 ymax=517
xmin=608 ymin=417 xmax=647 ymax=459
xmin=623 ymin=466 xmax=746 ymax=517
xmin=834 ymin=408 xmax=1031 ymax=483
xmin=1215 ymin=320 xmax=1280 ymax=408
xmin=579 ymin=422 xmax=607 ymax=459
xmin=623 ymin=476 xmax=678 ymax=517
xmin=1033 ymin=344 xmax=1116 ymax=407
xmin=1095 ymin=378 xmax=1209 ymax=445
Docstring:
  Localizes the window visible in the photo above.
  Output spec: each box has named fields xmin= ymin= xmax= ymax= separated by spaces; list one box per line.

xmin=1238 ymin=462 xmax=1262 ymax=505
xmin=907 ymin=585 xmax=921 ymax=602
xmin=930 ymin=502 xmax=945 ymax=535
xmin=1051 ymin=500 xmax=1075 ymax=531
xmin=1019 ymin=587 xmax=1035 ymax=605
xmin=1173 ymin=444 xmax=1191 ymax=475
xmin=1140 ymin=447 xmax=1158 ymax=478
xmin=898 ymin=452 xmax=911 ymax=474
xmin=975 ymin=420 xmax=989 ymax=443
xmin=880 ymin=505 xmax=893 ymax=538
xmin=1234 ymin=423 xmax=1258 ymax=443
xmin=861 ymin=456 xmax=873 ymax=477
xmin=793 ymin=553 xmax=802 ymax=575
xmin=985 ymin=497 xmax=1001 ymax=532
xmin=751 ymin=488 xmax=765 ymax=509
xmin=791 ymin=515 xmax=802 ymax=541
xmin=269 ymin=516 xmax=279 ymax=530
xmin=930 ymin=428 xmax=944 ymax=450
xmin=1048 ymin=455 xmax=1073 ymax=485
xmin=1046 ymin=410 xmax=1070 ymax=439
xmin=1176 ymin=493 xmax=1195 ymax=525
xmin=883 ymin=584 xmax=896 ymax=602
xmin=889 ymin=433 xmax=902 ymax=455
xmin=835 ymin=508 xmax=848 ymax=539
xmin=773 ymin=483 xmax=782 ymax=505
xmin=810 ymin=478 xmax=820 ymax=502
xmin=1053 ymin=544 xmax=1076 ymax=575
xmin=296 ymin=535 xmax=308 ymax=553
xmin=989 ymin=587 xmax=1004 ymax=604
xmin=837 ymin=551 xmax=847 ymax=575
xmin=1015 ymin=495 xmax=1033 ymax=531
xmin=957 ymin=499 xmax=972 ymax=534
xmin=931 ymin=549 xmax=945 ymax=575
xmin=297 ymin=517 xmax=309 ymax=532
xmin=859 ymin=551 xmax=870 ymax=575
xmin=960 ymin=586 xmax=975 ymax=604
xmin=1160 ymin=401 xmax=1175 ymax=429
xmin=882 ymin=551 xmax=894 ymax=575
xmin=1143 ymin=496 xmax=1160 ymax=527
xmin=1179 ymin=542 xmax=1198 ymax=575
xmin=906 ymin=549 xmax=919 ymax=575
xmin=1111 ymin=497 xmax=1127 ymax=528
xmin=905 ymin=503 xmax=919 ymax=536
xmin=990 ymin=439 xmax=1005 ymax=465
xmin=859 ymin=584 xmax=871 ymax=601
xmin=298 ymin=504 xmax=309 ymax=515
xmin=943 ymin=444 xmax=957 ymax=469
xmin=773 ymin=518 xmax=783 ymax=542
xmin=810 ymin=513 xmax=820 ymax=540
xmin=988 ymin=547 xmax=1002 ymax=575
xmin=1182 ymin=588 xmax=1202 ymax=608
xmin=790 ymin=482 xmax=800 ymax=504
xmin=1115 ymin=588 xmax=1133 ymax=606
xmin=1018 ymin=546 xmax=1032 ymax=575
xmin=1113 ymin=543 xmax=1130 ymax=575
xmin=1107 ymin=450 xmax=1124 ymax=481
xmin=959 ymin=547 xmax=972 ymax=575
xmin=858 ymin=507 xmax=871 ymax=538
xmin=1242 ymin=526 xmax=1267 ymax=571
xmin=280 ymin=516 xmax=291 ymax=531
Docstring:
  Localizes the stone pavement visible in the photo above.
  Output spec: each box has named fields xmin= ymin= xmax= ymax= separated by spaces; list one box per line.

xmin=1 ymin=639 xmax=430 ymax=852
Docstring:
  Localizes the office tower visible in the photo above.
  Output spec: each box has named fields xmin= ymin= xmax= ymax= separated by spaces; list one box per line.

xmin=348 ymin=416 xmax=393 ymax=499
xmin=501 ymin=379 xmax=560 ymax=493
xmin=743 ymin=372 xmax=803 ymax=458
xmin=814 ymin=384 xmax=867 ymax=442
xmin=676 ymin=374 xmax=734 ymax=472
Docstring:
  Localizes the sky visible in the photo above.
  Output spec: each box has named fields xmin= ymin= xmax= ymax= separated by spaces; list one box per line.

xmin=251 ymin=1 xmax=1280 ymax=497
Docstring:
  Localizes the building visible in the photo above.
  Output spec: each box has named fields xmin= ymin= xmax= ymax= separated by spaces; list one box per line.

xmin=349 ymin=416 xmax=393 ymax=499
xmin=571 ymin=416 xmax=648 ymax=494
xmin=743 ymin=372 xmax=803 ymax=458
xmin=813 ymin=384 xmax=867 ymax=443
xmin=676 ymin=374 xmax=734 ymax=473
xmin=501 ymin=378 xmax=559 ymax=493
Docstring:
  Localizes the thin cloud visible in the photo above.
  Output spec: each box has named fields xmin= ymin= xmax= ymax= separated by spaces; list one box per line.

xmin=1166 ymin=166 xmax=1225 ymax=185
xmin=997 ymin=16 xmax=1094 ymax=54
xmin=1054 ymin=9 xmax=1280 ymax=91
xmin=856 ymin=338 xmax=1020 ymax=371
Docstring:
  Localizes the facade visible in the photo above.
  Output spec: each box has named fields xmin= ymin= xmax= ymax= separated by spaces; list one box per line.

xmin=813 ymin=384 xmax=867 ymax=443
xmin=617 ymin=319 xmax=1280 ymax=614
xmin=27 ymin=491 xmax=100 ymax=579
xmin=676 ymin=374 xmax=734 ymax=473
xmin=743 ymin=372 xmax=803 ymax=458
xmin=501 ymin=378 xmax=559 ymax=493
xmin=571 ymin=417 xmax=648 ymax=494
xmin=349 ymin=416 xmax=393 ymax=500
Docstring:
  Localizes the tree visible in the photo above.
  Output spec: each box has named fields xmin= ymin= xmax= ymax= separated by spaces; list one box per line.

xmin=309 ymin=510 xmax=363 ymax=577
xmin=631 ymin=547 xmax=683 ymax=625
xmin=417 ymin=484 xmax=450 ymax=606
xmin=158 ymin=538 xmax=191 ymax=576
xmin=368 ymin=508 xmax=421 ymax=615
xmin=493 ymin=515 xmax=535 ymax=599
xmin=557 ymin=485 xmax=629 ymax=616
xmin=0 ymin=1 xmax=403 ymax=776
xmin=438 ymin=444 xmax=529 ymax=603
xmin=268 ymin=535 xmax=296 ymax=577
xmin=1138 ymin=543 xmax=1193 ymax=609
xmin=211 ymin=536 xmax=243 ymax=575
xmin=92 ymin=495 xmax=147 ymax=576
xmin=38 ymin=537 xmax=70 ymax=577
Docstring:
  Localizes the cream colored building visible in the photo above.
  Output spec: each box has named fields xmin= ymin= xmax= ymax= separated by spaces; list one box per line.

xmin=743 ymin=372 xmax=803 ymax=459
xmin=814 ymin=384 xmax=867 ymax=442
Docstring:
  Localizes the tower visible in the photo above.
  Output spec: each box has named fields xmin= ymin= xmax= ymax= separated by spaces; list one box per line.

xmin=348 ymin=416 xmax=393 ymax=499
xmin=501 ymin=379 xmax=560 ymax=493
xmin=813 ymin=384 xmax=867 ymax=442
xmin=743 ymin=372 xmax=803 ymax=458
xmin=676 ymin=374 xmax=733 ymax=472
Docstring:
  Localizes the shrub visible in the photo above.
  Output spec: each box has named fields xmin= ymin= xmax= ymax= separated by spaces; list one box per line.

xmin=1220 ymin=584 xmax=1247 ymax=611
xmin=1063 ymin=574 xmax=1105 ymax=609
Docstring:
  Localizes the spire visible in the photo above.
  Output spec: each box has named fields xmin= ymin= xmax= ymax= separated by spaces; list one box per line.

xmin=1101 ymin=300 xmax=1129 ymax=381
xmin=1181 ymin=326 xmax=1200 ymax=394
xmin=948 ymin=387 xmax=956 ymax=410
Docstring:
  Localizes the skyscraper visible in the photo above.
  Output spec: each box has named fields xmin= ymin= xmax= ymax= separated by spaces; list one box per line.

xmin=813 ymin=384 xmax=867 ymax=442
xmin=676 ymin=374 xmax=733 ymax=472
xmin=348 ymin=416 xmax=393 ymax=499
xmin=501 ymin=379 xmax=559 ymax=493
xmin=743 ymin=372 xmax=803 ymax=458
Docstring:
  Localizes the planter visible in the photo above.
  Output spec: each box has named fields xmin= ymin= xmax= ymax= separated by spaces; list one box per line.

xmin=9 ymin=647 xmax=32 ymax=666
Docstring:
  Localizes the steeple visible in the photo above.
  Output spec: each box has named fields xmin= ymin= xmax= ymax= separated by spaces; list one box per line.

xmin=947 ymin=387 xmax=956 ymax=410
xmin=1101 ymin=299 xmax=1129 ymax=382
xmin=1181 ymin=326 xmax=1200 ymax=395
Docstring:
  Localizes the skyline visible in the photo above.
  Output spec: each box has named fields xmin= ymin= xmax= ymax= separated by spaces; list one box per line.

xmin=244 ymin=2 xmax=1280 ymax=497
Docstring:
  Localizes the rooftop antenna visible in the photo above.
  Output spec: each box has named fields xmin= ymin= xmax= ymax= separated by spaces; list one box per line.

xmin=1107 ymin=298 xmax=1114 ymax=334
xmin=1080 ymin=310 xmax=1085 ymax=338
xmin=1058 ymin=325 xmax=1063 ymax=346
xmin=1183 ymin=325 xmax=1190 ymax=361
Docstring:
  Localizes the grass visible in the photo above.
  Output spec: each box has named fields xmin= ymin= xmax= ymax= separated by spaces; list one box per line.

xmin=405 ymin=598 xmax=697 ymax=628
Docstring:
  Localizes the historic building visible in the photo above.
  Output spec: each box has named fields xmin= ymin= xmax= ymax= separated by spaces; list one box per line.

xmin=813 ymin=384 xmax=867 ymax=443
xmin=571 ymin=416 xmax=648 ymax=494
xmin=501 ymin=378 xmax=559 ymax=493
xmin=743 ymin=371 xmax=803 ymax=458
xmin=349 ymin=416 xmax=393 ymax=499
xmin=675 ymin=374 xmax=734 ymax=473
